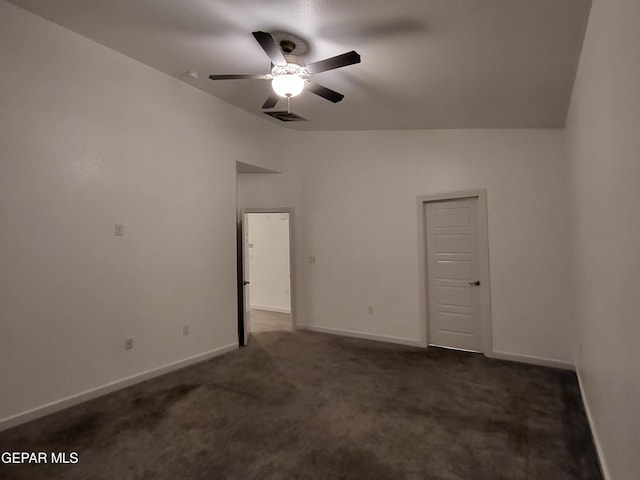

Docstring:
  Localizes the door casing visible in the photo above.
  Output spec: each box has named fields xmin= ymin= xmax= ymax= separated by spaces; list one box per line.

xmin=238 ymin=208 xmax=297 ymax=345
xmin=417 ymin=190 xmax=493 ymax=355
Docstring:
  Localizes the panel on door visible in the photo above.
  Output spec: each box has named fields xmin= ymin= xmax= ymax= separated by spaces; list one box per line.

xmin=425 ymin=199 xmax=482 ymax=352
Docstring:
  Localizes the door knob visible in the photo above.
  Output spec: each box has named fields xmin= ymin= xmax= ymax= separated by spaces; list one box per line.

xmin=469 ymin=280 xmax=480 ymax=286
xmin=243 ymin=281 xmax=250 ymax=285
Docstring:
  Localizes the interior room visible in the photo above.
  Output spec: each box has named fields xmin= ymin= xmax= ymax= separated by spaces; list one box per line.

xmin=244 ymin=212 xmax=292 ymax=333
xmin=0 ymin=0 xmax=638 ymax=479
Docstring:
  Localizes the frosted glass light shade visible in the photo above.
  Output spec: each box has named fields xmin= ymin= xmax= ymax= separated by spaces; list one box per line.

xmin=272 ymin=74 xmax=304 ymax=97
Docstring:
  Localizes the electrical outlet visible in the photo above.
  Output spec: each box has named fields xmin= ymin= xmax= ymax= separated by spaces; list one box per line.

xmin=115 ymin=224 xmax=124 ymax=236
xmin=309 ymin=256 xmax=316 ymax=264
xmin=124 ymin=338 xmax=133 ymax=350
xmin=367 ymin=306 xmax=374 ymax=315
xmin=183 ymin=325 xmax=190 ymax=336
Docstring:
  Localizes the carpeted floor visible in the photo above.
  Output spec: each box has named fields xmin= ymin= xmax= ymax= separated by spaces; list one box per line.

xmin=0 ymin=331 xmax=602 ymax=480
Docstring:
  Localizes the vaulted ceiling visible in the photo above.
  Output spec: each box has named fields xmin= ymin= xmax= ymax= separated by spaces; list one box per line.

xmin=9 ymin=0 xmax=591 ymax=130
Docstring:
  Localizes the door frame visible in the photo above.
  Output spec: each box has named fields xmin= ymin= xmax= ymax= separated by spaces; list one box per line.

xmin=416 ymin=190 xmax=493 ymax=356
xmin=238 ymin=208 xmax=297 ymax=344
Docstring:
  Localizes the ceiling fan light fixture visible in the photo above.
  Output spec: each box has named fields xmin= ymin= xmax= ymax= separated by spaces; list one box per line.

xmin=272 ymin=74 xmax=305 ymax=98
xmin=209 ymin=31 xmax=360 ymax=109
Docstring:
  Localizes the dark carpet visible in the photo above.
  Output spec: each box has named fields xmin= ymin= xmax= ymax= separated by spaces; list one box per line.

xmin=0 ymin=331 xmax=602 ymax=479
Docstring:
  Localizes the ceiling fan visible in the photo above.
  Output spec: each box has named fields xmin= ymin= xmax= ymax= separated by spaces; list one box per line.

xmin=209 ymin=31 xmax=361 ymax=110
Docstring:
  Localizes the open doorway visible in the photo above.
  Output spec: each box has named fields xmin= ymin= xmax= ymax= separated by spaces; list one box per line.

xmin=239 ymin=209 xmax=295 ymax=345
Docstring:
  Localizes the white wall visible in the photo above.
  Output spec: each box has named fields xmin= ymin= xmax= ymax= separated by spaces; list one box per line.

xmin=236 ymin=133 xmax=302 ymax=211
xmin=565 ymin=0 xmax=640 ymax=478
xmin=0 ymin=1 xmax=283 ymax=426
xmin=240 ymin=129 xmax=574 ymax=363
xmin=247 ymin=213 xmax=291 ymax=313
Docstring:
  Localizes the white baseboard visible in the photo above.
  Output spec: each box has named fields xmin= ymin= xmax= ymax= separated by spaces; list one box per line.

xmin=297 ymin=324 xmax=426 ymax=348
xmin=0 ymin=342 xmax=238 ymax=432
xmin=250 ymin=304 xmax=291 ymax=314
xmin=576 ymin=368 xmax=611 ymax=480
xmin=489 ymin=350 xmax=575 ymax=370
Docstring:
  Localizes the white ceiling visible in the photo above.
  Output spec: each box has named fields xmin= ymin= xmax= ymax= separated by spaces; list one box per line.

xmin=9 ymin=0 xmax=591 ymax=131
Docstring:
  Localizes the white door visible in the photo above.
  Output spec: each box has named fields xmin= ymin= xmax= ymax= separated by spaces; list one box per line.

xmin=425 ymin=198 xmax=482 ymax=352
xmin=241 ymin=213 xmax=251 ymax=345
